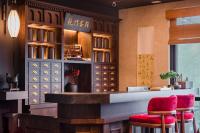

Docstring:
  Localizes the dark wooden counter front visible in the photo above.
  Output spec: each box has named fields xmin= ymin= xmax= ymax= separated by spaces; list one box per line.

xmin=20 ymin=89 xmax=194 ymax=133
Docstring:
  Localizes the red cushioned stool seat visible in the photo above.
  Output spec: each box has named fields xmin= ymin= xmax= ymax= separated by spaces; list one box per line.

xmin=130 ymin=114 xmax=176 ymax=125
xmin=176 ymin=112 xmax=194 ymax=120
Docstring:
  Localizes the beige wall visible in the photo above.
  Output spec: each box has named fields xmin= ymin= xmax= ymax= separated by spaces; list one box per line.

xmin=119 ymin=0 xmax=200 ymax=91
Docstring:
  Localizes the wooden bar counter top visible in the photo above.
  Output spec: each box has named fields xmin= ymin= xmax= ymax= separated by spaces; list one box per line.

xmin=20 ymin=89 xmax=194 ymax=133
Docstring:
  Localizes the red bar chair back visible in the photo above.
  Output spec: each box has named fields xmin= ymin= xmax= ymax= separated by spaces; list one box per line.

xmin=129 ymin=96 xmax=177 ymax=133
xmin=176 ymin=94 xmax=196 ymax=133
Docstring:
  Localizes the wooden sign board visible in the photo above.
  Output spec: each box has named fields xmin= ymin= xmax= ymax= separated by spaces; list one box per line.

xmin=64 ymin=13 xmax=92 ymax=32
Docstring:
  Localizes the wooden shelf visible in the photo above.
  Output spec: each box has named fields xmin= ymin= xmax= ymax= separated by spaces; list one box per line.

xmin=93 ymin=32 xmax=113 ymax=37
xmin=28 ymin=21 xmax=63 ymax=29
xmin=64 ymin=60 xmax=92 ymax=64
xmin=27 ymin=42 xmax=62 ymax=47
xmin=93 ymin=48 xmax=111 ymax=52
xmin=26 ymin=58 xmax=62 ymax=62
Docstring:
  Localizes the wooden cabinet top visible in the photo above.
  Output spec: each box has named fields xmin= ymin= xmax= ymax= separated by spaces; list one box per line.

xmin=45 ymin=89 xmax=194 ymax=104
xmin=0 ymin=91 xmax=28 ymax=100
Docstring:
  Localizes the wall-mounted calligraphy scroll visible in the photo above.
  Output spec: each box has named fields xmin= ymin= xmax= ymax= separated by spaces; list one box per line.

xmin=64 ymin=13 xmax=92 ymax=32
xmin=137 ymin=54 xmax=154 ymax=87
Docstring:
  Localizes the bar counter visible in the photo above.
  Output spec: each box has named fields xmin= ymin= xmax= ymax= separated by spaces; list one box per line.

xmin=20 ymin=89 xmax=194 ymax=133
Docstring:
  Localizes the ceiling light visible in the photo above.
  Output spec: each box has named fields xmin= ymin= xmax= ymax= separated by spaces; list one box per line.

xmin=151 ymin=0 xmax=162 ymax=4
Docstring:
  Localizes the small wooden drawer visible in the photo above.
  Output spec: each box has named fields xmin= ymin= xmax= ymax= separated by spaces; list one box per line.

xmin=94 ymin=65 xmax=101 ymax=70
xmin=109 ymin=77 xmax=115 ymax=81
xmin=102 ymin=71 xmax=109 ymax=76
xmin=29 ymin=76 xmax=39 ymax=82
xmin=51 ymin=70 xmax=61 ymax=76
xmin=102 ymin=65 xmax=109 ymax=70
xmin=95 ymin=88 xmax=101 ymax=93
xmin=52 ymin=62 xmax=61 ymax=69
xmin=41 ymin=69 xmax=50 ymax=76
xmin=102 ymin=77 xmax=108 ymax=81
xmin=103 ymin=88 xmax=108 ymax=92
xmin=109 ymin=71 xmax=116 ymax=76
xmin=102 ymin=82 xmax=108 ymax=87
xmin=29 ymin=83 xmax=39 ymax=90
xmin=110 ymin=82 xmax=116 ymax=87
xmin=40 ymin=76 xmax=50 ymax=82
xmin=51 ymin=76 xmax=61 ymax=82
xmin=40 ymin=88 xmax=51 ymax=103
xmin=29 ymin=69 xmax=40 ymax=75
xmin=94 ymin=71 xmax=101 ymax=76
xmin=110 ymin=88 xmax=116 ymax=92
xmin=29 ymin=62 xmax=40 ymax=69
xmin=51 ymin=83 xmax=61 ymax=94
xmin=94 ymin=82 xmax=101 ymax=88
xmin=29 ymin=90 xmax=39 ymax=105
xmin=41 ymin=62 xmax=50 ymax=69
xmin=29 ymin=97 xmax=39 ymax=105
xmin=94 ymin=77 xmax=101 ymax=82
xmin=110 ymin=65 xmax=116 ymax=70
xmin=40 ymin=83 xmax=50 ymax=90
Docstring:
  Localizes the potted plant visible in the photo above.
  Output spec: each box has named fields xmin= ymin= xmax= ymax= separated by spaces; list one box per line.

xmin=160 ymin=71 xmax=179 ymax=88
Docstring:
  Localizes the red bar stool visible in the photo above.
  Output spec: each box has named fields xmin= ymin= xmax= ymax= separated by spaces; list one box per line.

xmin=176 ymin=94 xmax=197 ymax=133
xmin=129 ymin=96 xmax=177 ymax=133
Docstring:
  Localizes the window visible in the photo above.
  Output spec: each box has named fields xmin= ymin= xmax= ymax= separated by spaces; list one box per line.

xmin=176 ymin=16 xmax=200 ymax=25
xmin=171 ymin=44 xmax=200 ymax=90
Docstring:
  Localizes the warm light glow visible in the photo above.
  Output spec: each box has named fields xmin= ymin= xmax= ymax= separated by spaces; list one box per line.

xmin=151 ymin=0 xmax=161 ymax=4
xmin=8 ymin=10 xmax=20 ymax=38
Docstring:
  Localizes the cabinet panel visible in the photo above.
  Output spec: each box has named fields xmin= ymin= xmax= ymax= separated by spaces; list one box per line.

xmin=40 ymin=75 xmax=50 ymax=83
xmin=29 ymin=75 xmax=40 ymax=83
xmin=52 ymin=62 xmax=62 ymax=69
xmin=29 ymin=62 xmax=40 ymax=69
xmin=51 ymin=83 xmax=62 ymax=94
xmin=40 ymin=88 xmax=51 ymax=103
xmin=41 ymin=62 xmax=51 ymax=69
xmin=41 ymin=68 xmax=50 ymax=76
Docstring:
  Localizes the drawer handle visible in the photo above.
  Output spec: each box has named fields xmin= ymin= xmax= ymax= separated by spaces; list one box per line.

xmin=96 ymin=89 xmax=100 ymax=92
xmin=110 ymin=66 xmax=115 ymax=70
xmin=103 ymin=78 xmax=107 ymax=80
xmin=43 ymin=71 xmax=49 ymax=74
xmin=32 ymin=77 xmax=38 ymax=81
xmin=54 ymin=78 xmax=58 ymax=81
xmin=32 ymin=70 xmax=38 ymax=74
xmin=111 ymin=83 xmax=115 ymax=86
xmin=110 ymin=72 xmax=115 ymax=75
xmin=96 ymin=78 xmax=100 ymax=80
xmin=44 ymin=91 xmax=48 ymax=94
xmin=103 ymin=72 xmax=107 ymax=75
xmin=96 ymin=84 xmax=100 ymax=87
xmin=103 ymin=89 xmax=107 ymax=92
xmin=103 ymin=83 xmax=107 ymax=86
xmin=43 ymin=85 xmax=48 ymax=89
xmin=54 ymin=71 xmax=59 ymax=74
xmin=43 ymin=78 xmax=49 ymax=81
xmin=33 ymin=99 xmax=37 ymax=103
xmin=111 ymin=89 xmax=115 ymax=92
xmin=43 ymin=64 xmax=49 ymax=67
xmin=54 ymin=64 xmax=59 ymax=67
xmin=32 ymin=85 xmax=38 ymax=89
xmin=32 ymin=64 xmax=38 ymax=67
xmin=103 ymin=66 xmax=107 ymax=69
xmin=96 ymin=72 xmax=100 ymax=75
xmin=95 ymin=66 xmax=100 ymax=69
xmin=110 ymin=78 xmax=115 ymax=81
xmin=32 ymin=92 xmax=38 ymax=96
